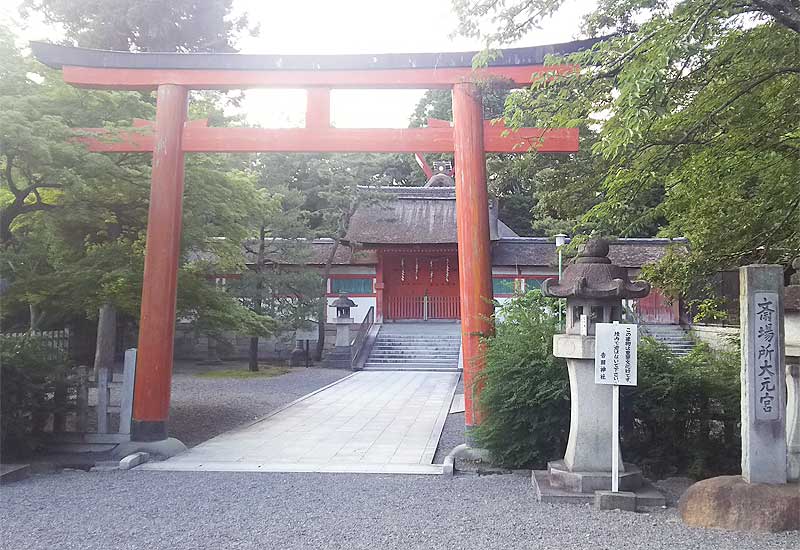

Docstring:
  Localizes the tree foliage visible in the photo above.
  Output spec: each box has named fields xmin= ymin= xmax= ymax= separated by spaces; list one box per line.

xmin=0 ymin=26 xmax=267 ymax=342
xmin=21 ymin=0 xmax=255 ymax=52
xmin=454 ymin=0 xmax=800 ymax=292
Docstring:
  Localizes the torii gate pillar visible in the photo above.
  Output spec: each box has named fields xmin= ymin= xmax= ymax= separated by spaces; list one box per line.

xmin=453 ymin=82 xmax=494 ymax=436
xmin=131 ymin=84 xmax=188 ymax=441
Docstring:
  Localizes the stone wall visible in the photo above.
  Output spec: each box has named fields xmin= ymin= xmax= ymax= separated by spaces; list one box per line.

xmin=691 ymin=324 xmax=739 ymax=351
xmin=173 ymin=323 xmax=340 ymax=362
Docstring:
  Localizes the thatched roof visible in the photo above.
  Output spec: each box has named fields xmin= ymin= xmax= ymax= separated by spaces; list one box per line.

xmin=491 ymin=238 xmax=686 ymax=269
xmin=345 ymin=186 xmax=515 ymax=245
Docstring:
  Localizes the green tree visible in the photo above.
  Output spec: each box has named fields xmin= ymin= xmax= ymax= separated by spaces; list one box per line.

xmin=255 ymin=153 xmax=404 ymax=358
xmin=21 ymin=0 xmax=255 ymax=52
xmin=454 ymin=0 xmax=800 ymax=294
xmin=0 ymin=28 xmax=269 ymax=365
xmin=227 ymin=186 xmax=323 ymax=371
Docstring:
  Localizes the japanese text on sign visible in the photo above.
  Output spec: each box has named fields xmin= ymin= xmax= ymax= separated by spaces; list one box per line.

xmin=595 ymin=323 xmax=637 ymax=386
xmin=752 ymin=292 xmax=781 ymax=421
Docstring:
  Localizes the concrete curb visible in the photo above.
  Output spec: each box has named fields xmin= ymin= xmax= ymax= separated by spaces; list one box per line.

xmin=119 ymin=452 xmax=150 ymax=470
xmin=112 ymin=437 xmax=187 ymax=460
xmin=442 ymin=444 xmax=496 ymax=476
xmin=443 ymin=455 xmax=455 ymax=475
xmin=0 ymin=464 xmax=31 ymax=484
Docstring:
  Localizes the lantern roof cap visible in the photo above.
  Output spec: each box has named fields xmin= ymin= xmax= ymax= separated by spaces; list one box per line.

xmin=330 ymin=293 xmax=357 ymax=308
xmin=541 ymin=238 xmax=651 ymax=300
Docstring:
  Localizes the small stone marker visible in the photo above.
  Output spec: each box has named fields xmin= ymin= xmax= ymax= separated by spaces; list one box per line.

xmin=740 ymin=265 xmax=787 ymax=485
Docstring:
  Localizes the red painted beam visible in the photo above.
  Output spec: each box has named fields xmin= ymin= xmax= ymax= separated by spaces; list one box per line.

xmin=61 ymin=64 xmax=577 ymax=90
xmin=453 ymin=82 xmax=495 ymax=433
xmin=306 ymin=88 xmax=331 ymax=129
xmin=76 ymin=126 xmax=578 ymax=153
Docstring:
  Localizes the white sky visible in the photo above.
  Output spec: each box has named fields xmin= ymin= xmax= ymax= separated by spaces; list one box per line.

xmin=1 ymin=0 xmax=594 ymax=128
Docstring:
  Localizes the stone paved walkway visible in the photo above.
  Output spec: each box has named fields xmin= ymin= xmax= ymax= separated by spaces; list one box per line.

xmin=142 ymin=371 xmax=459 ymax=474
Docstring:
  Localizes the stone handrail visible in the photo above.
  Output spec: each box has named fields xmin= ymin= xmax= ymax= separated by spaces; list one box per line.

xmin=351 ymin=306 xmax=375 ymax=366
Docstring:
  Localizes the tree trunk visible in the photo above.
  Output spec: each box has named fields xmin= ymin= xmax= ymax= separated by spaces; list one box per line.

xmin=93 ymin=303 xmax=117 ymax=380
xmin=29 ymin=303 xmax=43 ymax=331
xmin=206 ymin=333 xmax=221 ymax=363
xmin=248 ymin=336 xmax=259 ymax=372
xmin=248 ymin=223 xmax=268 ymax=371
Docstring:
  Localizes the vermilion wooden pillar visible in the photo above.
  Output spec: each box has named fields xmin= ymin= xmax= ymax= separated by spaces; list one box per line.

xmin=452 ymin=82 xmax=494 ymax=436
xmin=131 ymin=84 xmax=189 ymax=441
xmin=375 ymin=250 xmax=385 ymax=323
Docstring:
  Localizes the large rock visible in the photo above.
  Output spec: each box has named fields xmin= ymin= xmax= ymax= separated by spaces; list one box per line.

xmin=679 ymin=475 xmax=800 ymax=532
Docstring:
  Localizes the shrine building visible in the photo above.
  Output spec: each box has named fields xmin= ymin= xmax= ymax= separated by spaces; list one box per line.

xmin=312 ymin=175 xmax=683 ymax=327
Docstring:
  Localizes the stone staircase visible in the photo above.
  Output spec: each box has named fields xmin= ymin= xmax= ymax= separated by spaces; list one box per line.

xmin=363 ymin=323 xmax=461 ymax=372
xmin=640 ymin=324 xmax=694 ymax=357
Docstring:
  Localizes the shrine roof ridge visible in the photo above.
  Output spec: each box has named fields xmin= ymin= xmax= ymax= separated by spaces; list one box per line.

xmin=30 ymin=37 xmax=602 ymax=71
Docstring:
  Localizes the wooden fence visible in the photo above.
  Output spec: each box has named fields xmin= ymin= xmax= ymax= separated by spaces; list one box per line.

xmin=1 ymin=328 xmax=70 ymax=361
xmin=33 ymin=349 xmax=137 ymax=440
xmin=385 ymin=295 xmax=460 ymax=320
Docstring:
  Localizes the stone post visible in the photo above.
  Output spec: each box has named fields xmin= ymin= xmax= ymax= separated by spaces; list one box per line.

xmin=740 ymin=265 xmax=787 ymax=484
xmin=290 ymin=339 xmax=305 ymax=367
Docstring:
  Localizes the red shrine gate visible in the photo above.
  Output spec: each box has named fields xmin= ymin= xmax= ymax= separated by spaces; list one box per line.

xmin=32 ymin=39 xmax=594 ymax=443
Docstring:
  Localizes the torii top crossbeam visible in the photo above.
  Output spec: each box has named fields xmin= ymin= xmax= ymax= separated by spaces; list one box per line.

xmin=31 ymin=39 xmax=596 ymax=154
xmin=31 ymin=39 xmax=594 ymax=444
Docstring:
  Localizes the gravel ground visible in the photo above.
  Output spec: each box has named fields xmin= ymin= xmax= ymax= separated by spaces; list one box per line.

xmin=168 ymin=362 xmax=351 ymax=447
xmin=4 ymin=369 xmax=797 ymax=549
xmin=2 ymin=469 xmax=798 ymax=550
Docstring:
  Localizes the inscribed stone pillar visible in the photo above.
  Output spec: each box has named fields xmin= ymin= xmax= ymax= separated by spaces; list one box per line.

xmin=740 ymin=265 xmax=787 ymax=484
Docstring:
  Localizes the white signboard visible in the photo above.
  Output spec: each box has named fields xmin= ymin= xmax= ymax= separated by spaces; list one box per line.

xmin=595 ymin=322 xmax=638 ymax=386
xmin=752 ymin=292 xmax=781 ymax=421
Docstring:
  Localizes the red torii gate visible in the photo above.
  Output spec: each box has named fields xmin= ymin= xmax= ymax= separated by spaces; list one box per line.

xmin=32 ymin=39 xmax=593 ymax=445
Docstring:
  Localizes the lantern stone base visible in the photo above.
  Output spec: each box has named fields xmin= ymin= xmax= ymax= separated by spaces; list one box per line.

xmin=548 ymin=459 xmax=643 ymax=493
xmin=679 ymin=476 xmax=800 ymax=532
xmin=324 ymin=346 xmax=352 ymax=369
xmin=594 ymin=490 xmax=637 ymax=511
xmin=532 ymin=469 xmax=665 ymax=509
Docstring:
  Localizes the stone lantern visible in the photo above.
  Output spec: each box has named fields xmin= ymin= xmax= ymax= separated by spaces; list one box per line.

xmin=325 ymin=293 xmax=357 ymax=368
xmin=538 ymin=239 xmax=652 ymax=497
xmin=331 ymin=292 xmax=357 ymax=342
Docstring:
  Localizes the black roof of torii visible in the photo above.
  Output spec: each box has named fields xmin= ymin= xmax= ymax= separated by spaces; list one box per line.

xmin=30 ymin=37 xmax=602 ymax=71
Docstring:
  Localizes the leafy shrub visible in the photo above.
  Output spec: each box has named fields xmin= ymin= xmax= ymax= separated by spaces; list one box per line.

xmin=474 ymin=292 xmax=741 ymax=480
xmin=473 ymin=291 xmax=570 ymax=467
xmin=623 ymin=338 xmax=740 ymax=480
xmin=0 ymin=337 xmax=69 ymax=458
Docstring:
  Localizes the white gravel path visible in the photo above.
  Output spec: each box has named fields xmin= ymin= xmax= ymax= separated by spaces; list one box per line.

xmin=2 ymin=470 xmax=797 ymax=550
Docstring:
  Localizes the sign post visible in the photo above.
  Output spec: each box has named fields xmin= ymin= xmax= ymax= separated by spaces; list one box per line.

xmin=595 ymin=321 xmax=638 ymax=492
